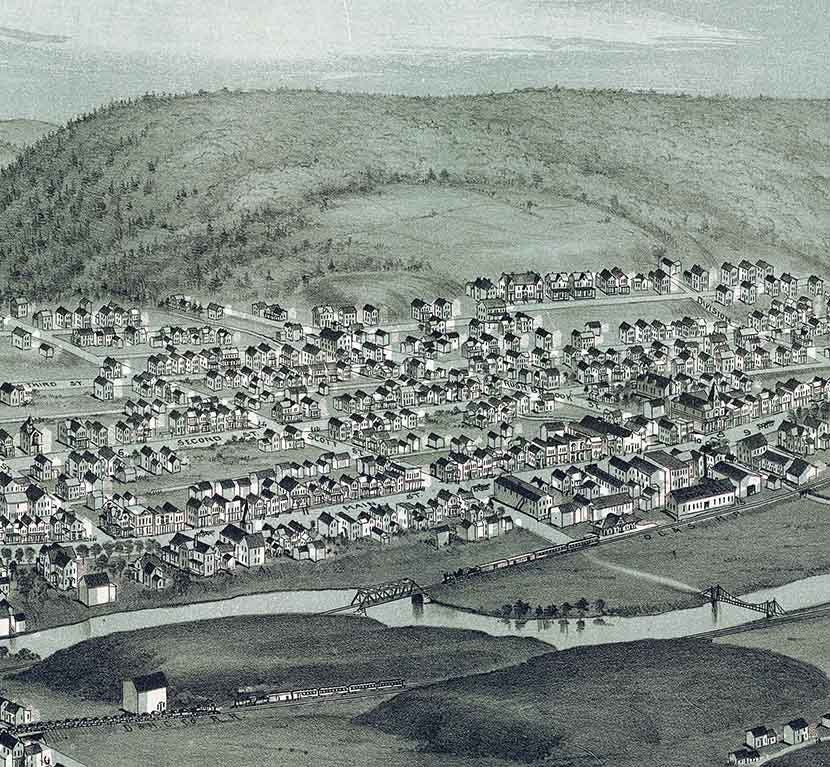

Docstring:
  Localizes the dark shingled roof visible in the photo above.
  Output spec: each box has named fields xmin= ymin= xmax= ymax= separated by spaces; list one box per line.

xmin=80 ymin=572 xmax=112 ymax=588
xmin=130 ymin=671 xmax=168 ymax=692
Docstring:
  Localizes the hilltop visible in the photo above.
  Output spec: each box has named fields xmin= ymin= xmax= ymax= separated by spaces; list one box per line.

xmin=18 ymin=614 xmax=549 ymax=708
xmin=358 ymin=639 xmax=830 ymax=766
xmin=0 ymin=119 xmax=56 ymax=169
xmin=0 ymin=88 xmax=828 ymax=306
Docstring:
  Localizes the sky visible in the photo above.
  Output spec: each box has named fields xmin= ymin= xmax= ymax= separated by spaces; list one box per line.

xmin=0 ymin=0 xmax=827 ymax=122
xmin=0 ymin=0 xmax=756 ymax=57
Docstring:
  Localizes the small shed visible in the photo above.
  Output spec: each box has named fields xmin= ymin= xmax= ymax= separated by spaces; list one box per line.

xmin=122 ymin=671 xmax=168 ymax=714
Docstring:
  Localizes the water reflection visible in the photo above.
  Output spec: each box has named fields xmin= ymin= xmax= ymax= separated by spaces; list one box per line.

xmin=366 ymin=572 xmax=830 ymax=651
xmin=3 ymin=571 xmax=830 ymax=660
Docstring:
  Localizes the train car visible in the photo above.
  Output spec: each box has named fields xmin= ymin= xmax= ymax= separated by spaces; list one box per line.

xmin=567 ymin=535 xmax=598 ymax=550
xmin=291 ymin=688 xmax=320 ymax=700
xmin=348 ymin=681 xmax=378 ymax=694
xmin=267 ymin=692 xmax=293 ymax=703
xmin=375 ymin=678 xmax=405 ymax=690
xmin=534 ymin=544 xmax=566 ymax=559
xmin=319 ymin=685 xmax=350 ymax=697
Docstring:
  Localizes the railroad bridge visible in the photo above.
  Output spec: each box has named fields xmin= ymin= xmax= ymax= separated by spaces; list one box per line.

xmin=702 ymin=584 xmax=786 ymax=619
xmin=351 ymin=578 xmax=425 ymax=611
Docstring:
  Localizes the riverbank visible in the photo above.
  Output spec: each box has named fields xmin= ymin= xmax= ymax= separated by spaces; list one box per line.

xmin=430 ymin=495 xmax=830 ymax=616
xmin=12 ymin=528 xmax=543 ymax=636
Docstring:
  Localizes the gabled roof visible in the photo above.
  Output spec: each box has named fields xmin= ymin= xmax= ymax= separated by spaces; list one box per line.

xmin=130 ymin=671 xmax=168 ymax=692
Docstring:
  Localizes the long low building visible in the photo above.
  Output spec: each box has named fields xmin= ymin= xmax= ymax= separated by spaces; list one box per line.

xmin=711 ymin=461 xmax=762 ymax=498
xmin=667 ymin=479 xmax=735 ymax=521
xmin=493 ymin=475 xmax=554 ymax=520
xmin=550 ymin=491 xmax=633 ymax=528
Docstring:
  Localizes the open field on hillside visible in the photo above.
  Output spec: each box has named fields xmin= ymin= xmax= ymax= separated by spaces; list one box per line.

xmin=431 ymin=495 xmax=830 ymax=615
xmin=3 ymin=89 xmax=830 ymax=306
xmin=125 ymin=440 xmax=326 ymax=498
xmin=717 ymin=613 xmax=830 ymax=677
xmin=359 ymin=639 xmax=830 ymax=767
xmin=0 ymin=346 xmax=98 ymax=382
xmin=0 ymin=391 xmax=118 ymax=423
xmin=295 ymin=269 xmax=466 ymax=320
xmin=531 ymin=295 xmax=704 ymax=341
xmin=56 ymin=704 xmax=498 ymax=767
xmin=768 ymin=743 xmax=830 ymax=766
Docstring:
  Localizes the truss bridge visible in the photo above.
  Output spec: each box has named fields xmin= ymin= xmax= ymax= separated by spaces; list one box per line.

xmin=351 ymin=578 xmax=424 ymax=611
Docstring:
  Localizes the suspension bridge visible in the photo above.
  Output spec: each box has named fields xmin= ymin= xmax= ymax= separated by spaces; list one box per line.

xmin=702 ymin=584 xmax=786 ymax=619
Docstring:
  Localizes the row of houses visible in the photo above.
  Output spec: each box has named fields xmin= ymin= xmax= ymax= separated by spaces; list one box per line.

xmin=312 ymin=303 xmax=382 ymax=329
xmin=729 ymin=717 xmax=815 ymax=764
xmin=250 ymin=301 xmax=289 ymax=322
xmin=0 ymin=508 xmax=92 ymax=546
xmin=163 ymin=294 xmax=226 ymax=320
xmin=71 ymin=325 xmax=143 ymax=348
xmin=31 ymin=300 xmax=142 ymax=331
xmin=329 ymin=411 xmax=429 ymax=455
xmin=671 ymin=375 xmax=830 ymax=436
xmin=467 ymin=268 xmax=658 ymax=304
xmin=150 ymin=324 xmax=232 ymax=348
xmin=185 ymin=461 xmax=424 ymax=529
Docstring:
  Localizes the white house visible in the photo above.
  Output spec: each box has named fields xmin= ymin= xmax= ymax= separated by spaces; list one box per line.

xmin=122 ymin=671 xmax=168 ymax=714
xmin=78 ymin=572 xmax=118 ymax=607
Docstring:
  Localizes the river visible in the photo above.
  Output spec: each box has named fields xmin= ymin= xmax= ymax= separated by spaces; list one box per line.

xmin=5 ymin=572 xmax=830 ymax=659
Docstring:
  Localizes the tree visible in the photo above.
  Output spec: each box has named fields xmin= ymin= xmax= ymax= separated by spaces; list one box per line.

xmin=90 ymin=543 xmax=102 ymax=558
xmin=172 ymin=568 xmax=191 ymax=596
xmin=15 ymin=569 xmax=35 ymax=599
xmin=561 ymin=602 xmax=573 ymax=618
xmin=500 ymin=604 xmax=513 ymax=619
xmin=13 ymin=549 xmax=24 ymax=564
xmin=576 ymin=597 xmax=590 ymax=613
xmin=95 ymin=554 xmax=109 ymax=570
xmin=103 ymin=541 xmax=116 ymax=557
xmin=133 ymin=539 xmax=145 ymax=554
xmin=1 ymin=548 xmax=11 ymax=562
xmin=594 ymin=598 xmax=607 ymax=615
xmin=513 ymin=599 xmax=531 ymax=619
xmin=23 ymin=547 xmax=35 ymax=564
xmin=535 ymin=605 xmax=544 ymax=618
xmin=76 ymin=543 xmax=90 ymax=559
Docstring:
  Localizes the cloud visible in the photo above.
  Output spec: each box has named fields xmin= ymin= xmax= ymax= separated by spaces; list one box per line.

xmin=0 ymin=25 xmax=69 ymax=44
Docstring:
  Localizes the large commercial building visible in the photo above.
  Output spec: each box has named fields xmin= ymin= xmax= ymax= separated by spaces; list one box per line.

xmin=493 ymin=475 xmax=554 ymax=520
xmin=667 ymin=479 xmax=735 ymax=521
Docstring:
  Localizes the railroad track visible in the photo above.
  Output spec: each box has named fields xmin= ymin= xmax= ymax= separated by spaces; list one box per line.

xmin=691 ymin=602 xmax=830 ymax=641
